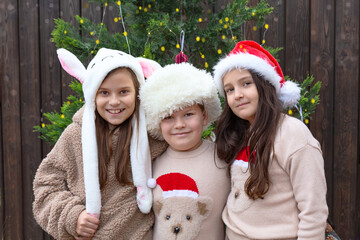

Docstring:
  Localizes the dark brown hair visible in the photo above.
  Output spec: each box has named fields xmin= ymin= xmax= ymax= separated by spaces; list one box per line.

xmin=95 ymin=67 xmax=140 ymax=189
xmin=215 ymin=70 xmax=283 ymax=199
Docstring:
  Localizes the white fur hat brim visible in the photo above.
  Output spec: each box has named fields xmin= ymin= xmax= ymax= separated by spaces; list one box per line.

xmin=140 ymin=62 xmax=222 ymax=140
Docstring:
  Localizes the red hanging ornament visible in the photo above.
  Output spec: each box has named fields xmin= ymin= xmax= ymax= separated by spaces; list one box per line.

xmin=175 ymin=30 xmax=188 ymax=63
xmin=175 ymin=51 xmax=188 ymax=63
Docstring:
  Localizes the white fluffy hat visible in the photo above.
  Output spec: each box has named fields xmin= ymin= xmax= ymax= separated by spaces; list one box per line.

xmin=213 ymin=40 xmax=300 ymax=108
xmin=57 ymin=48 xmax=160 ymax=215
xmin=140 ymin=62 xmax=222 ymax=140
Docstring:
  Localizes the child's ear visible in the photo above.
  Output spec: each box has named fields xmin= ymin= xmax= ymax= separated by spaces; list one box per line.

xmin=202 ymin=110 xmax=208 ymax=126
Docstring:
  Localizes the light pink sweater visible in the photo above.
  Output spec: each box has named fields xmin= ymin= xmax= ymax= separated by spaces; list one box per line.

xmin=152 ymin=140 xmax=231 ymax=240
xmin=223 ymin=115 xmax=328 ymax=240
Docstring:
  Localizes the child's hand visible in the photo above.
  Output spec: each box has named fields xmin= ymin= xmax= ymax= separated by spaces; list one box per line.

xmin=75 ymin=210 xmax=100 ymax=239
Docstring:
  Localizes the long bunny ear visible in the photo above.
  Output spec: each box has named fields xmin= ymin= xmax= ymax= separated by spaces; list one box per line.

xmin=57 ymin=48 xmax=87 ymax=83
xmin=137 ymin=57 xmax=162 ymax=79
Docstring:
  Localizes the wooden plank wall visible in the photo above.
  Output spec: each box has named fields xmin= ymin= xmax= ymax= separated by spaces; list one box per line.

xmin=0 ymin=0 xmax=359 ymax=239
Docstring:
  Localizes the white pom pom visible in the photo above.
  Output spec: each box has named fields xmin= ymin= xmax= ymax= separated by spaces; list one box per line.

xmin=147 ymin=178 xmax=157 ymax=188
xmin=279 ymin=80 xmax=301 ymax=108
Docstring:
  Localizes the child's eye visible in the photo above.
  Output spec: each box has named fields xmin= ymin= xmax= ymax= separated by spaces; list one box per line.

xmin=243 ymin=82 xmax=252 ymax=87
xmin=163 ymin=116 xmax=173 ymax=120
xmin=100 ymin=90 xmax=109 ymax=95
xmin=120 ymin=90 xmax=128 ymax=94
xmin=225 ymin=88 xmax=233 ymax=94
xmin=184 ymin=112 xmax=194 ymax=117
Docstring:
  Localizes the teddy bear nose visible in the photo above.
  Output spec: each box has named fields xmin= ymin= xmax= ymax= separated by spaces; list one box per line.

xmin=174 ymin=226 xmax=180 ymax=234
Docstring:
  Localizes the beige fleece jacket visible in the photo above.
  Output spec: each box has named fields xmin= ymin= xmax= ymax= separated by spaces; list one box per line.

xmin=223 ymin=114 xmax=328 ymax=240
xmin=33 ymin=106 xmax=168 ymax=240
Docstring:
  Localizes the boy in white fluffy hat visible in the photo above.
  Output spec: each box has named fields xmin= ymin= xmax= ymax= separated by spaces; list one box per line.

xmin=33 ymin=48 xmax=167 ymax=239
xmin=213 ymin=40 xmax=328 ymax=239
xmin=140 ymin=62 xmax=230 ymax=240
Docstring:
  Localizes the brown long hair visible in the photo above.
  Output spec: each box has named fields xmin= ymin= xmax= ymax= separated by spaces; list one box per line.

xmin=95 ymin=67 xmax=140 ymax=189
xmin=215 ymin=71 xmax=283 ymax=199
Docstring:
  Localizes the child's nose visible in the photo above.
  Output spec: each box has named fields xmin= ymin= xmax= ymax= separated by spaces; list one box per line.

xmin=109 ymin=95 xmax=120 ymax=105
xmin=234 ymin=88 xmax=243 ymax=100
xmin=174 ymin=118 xmax=185 ymax=129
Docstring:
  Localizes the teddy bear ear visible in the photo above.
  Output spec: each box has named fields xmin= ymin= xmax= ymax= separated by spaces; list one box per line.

xmin=197 ymin=197 xmax=213 ymax=218
xmin=57 ymin=48 xmax=87 ymax=83
xmin=154 ymin=199 xmax=163 ymax=215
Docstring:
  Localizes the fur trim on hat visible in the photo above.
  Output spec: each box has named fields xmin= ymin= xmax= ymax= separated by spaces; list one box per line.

xmin=140 ymin=62 xmax=222 ymax=140
xmin=57 ymin=48 xmax=154 ymax=214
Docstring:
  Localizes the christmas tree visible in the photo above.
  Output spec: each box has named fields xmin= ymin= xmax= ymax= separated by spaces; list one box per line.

xmin=34 ymin=0 xmax=320 ymax=144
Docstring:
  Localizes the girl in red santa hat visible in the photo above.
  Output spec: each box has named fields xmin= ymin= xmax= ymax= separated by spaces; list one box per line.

xmin=213 ymin=40 xmax=328 ymax=239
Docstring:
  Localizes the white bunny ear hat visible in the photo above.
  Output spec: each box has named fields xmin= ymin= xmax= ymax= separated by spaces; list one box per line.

xmin=57 ymin=48 xmax=160 ymax=215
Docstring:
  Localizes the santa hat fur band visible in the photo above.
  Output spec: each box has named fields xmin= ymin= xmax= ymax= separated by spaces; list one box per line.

xmin=139 ymin=62 xmax=222 ymax=140
xmin=213 ymin=40 xmax=300 ymax=108
xmin=57 ymin=48 xmax=160 ymax=215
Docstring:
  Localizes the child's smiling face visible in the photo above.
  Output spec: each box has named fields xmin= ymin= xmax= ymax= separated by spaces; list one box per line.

xmin=95 ymin=68 xmax=136 ymax=126
xmin=160 ymin=104 xmax=208 ymax=152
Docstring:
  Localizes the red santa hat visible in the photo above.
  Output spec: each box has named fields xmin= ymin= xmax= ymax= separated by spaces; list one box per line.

xmin=154 ymin=173 xmax=199 ymax=199
xmin=213 ymin=40 xmax=301 ymax=108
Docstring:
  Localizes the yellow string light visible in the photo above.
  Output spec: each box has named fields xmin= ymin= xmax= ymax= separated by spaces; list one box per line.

xmin=176 ymin=44 xmax=180 ymax=48
xmin=139 ymin=6 xmax=142 ymax=10
xmin=253 ymin=26 xmax=257 ymax=31
xmin=201 ymin=37 xmax=205 ymax=43
xmin=198 ymin=18 xmax=202 ymax=22
xmin=176 ymin=8 xmax=179 ymax=12
xmin=217 ymin=49 xmax=222 ymax=54
xmin=117 ymin=1 xmax=121 ymax=5
xmin=225 ymin=17 xmax=229 ymax=22
xmin=262 ymin=39 xmax=266 ymax=44
xmin=144 ymin=8 xmax=148 ymax=12
xmin=224 ymin=24 xmax=228 ymax=29
xmin=90 ymin=31 xmax=94 ymax=35
xmin=64 ymin=30 xmax=67 ymax=34
xmin=205 ymin=62 xmax=209 ymax=68
xmin=67 ymin=101 xmax=70 ymax=105
xmin=114 ymin=17 xmax=118 ymax=22
xmin=288 ymin=109 xmax=293 ymax=115
xmin=222 ymin=35 xmax=226 ymax=40
xmin=61 ymin=114 xmax=65 ymax=119
xmin=305 ymin=119 xmax=309 ymax=124
xmin=80 ymin=19 xmax=84 ymax=24
xmin=265 ymin=24 xmax=269 ymax=29
xmin=41 ymin=123 xmax=45 ymax=128
xmin=105 ymin=3 xmax=108 ymax=7
xmin=148 ymin=4 xmax=151 ymax=8
xmin=219 ymin=19 xmax=223 ymax=24
xmin=96 ymin=39 xmax=100 ymax=44
xmin=252 ymin=11 xmax=255 ymax=16
xmin=311 ymin=99 xmax=315 ymax=104
xmin=123 ymin=31 xmax=128 ymax=36
xmin=196 ymin=36 xmax=200 ymax=41
xmin=161 ymin=46 xmax=165 ymax=51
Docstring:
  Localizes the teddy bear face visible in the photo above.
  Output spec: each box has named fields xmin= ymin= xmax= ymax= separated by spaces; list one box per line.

xmin=154 ymin=196 xmax=212 ymax=240
xmin=227 ymin=164 xmax=254 ymax=212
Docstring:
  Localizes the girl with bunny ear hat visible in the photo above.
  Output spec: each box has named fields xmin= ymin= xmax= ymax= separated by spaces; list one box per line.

xmin=33 ymin=48 xmax=167 ymax=239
